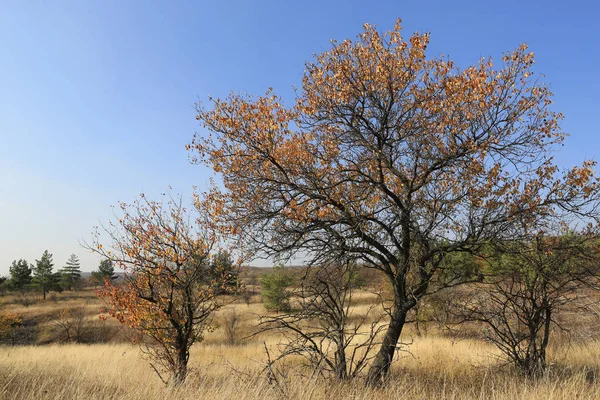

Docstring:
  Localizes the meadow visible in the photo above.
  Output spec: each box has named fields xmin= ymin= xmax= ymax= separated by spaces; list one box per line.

xmin=2 ymin=285 xmax=600 ymax=400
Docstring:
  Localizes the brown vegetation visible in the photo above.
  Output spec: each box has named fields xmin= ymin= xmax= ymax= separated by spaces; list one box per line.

xmin=2 ymin=282 xmax=600 ymax=398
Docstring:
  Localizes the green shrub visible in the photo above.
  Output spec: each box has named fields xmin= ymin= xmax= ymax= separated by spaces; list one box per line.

xmin=260 ymin=265 xmax=293 ymax=312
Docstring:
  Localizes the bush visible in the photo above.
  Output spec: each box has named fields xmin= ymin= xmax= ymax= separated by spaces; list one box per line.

xmin=260 ymin=265 xmax=293 ymax=312
xmin=53 ymin=308 xmax=89 ymax=343
xmin=0 ymin=311 xmax=23 ymax=344
xmin=222 ymin=308 xmax=241 ymax=345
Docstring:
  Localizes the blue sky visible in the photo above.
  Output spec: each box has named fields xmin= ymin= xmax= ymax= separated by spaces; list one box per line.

xmin=1 ymin=0 xmax=598 ymax=274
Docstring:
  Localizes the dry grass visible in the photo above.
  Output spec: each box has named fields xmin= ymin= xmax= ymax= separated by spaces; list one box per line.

xmin=1 ymin=289 xmax=600 ymax=399
xmin=2 ymin=339 xmax=600 ymax=399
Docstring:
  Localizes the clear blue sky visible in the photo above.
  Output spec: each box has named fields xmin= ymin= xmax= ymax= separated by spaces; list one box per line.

xmin=1 ymin=0 xmax=598 ymax=275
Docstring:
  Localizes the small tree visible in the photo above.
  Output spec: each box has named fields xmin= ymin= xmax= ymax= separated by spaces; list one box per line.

xmin=222 ymin=308 xmax=241 ymax=345
xmin=53 ymin=307 xmax=89 ymax=343
xmin=260 ymin=265 xmax=293 ymax=312
xmin=59 ymin=254 xmax=82 ymax=291
xmin=0 ymin=276 xmax=7 ymax=296
xmin=8 ymin=259 xmax=32 ymax=291
xmin=91 ymin=259 xmax=117 ymax=286
xmin=89 ymin=193 xmax=229 ymax=385
xmin=460 ymin=230 xmax=600 ymax=377
xmin=210 ymin=249 xmax=240 ymax=294
xmin=33 ymin=251 xmax=61 ymax=299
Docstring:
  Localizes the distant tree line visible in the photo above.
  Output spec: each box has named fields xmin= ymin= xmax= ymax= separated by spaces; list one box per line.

xmin=0 ymin=251 xmax=118 ymax=297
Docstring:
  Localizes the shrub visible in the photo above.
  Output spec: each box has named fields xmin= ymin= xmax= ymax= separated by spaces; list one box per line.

xmin=260 ymin=265 xmax=293 ymax=312
xmin=0 ymin=311 xmax=23 ymax=344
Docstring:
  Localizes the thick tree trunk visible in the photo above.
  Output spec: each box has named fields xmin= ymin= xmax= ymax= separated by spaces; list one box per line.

xmin=366 ymin=300 xmax=409 ymax=385
xmin=172 ymin=345 xmax=188 ymax=386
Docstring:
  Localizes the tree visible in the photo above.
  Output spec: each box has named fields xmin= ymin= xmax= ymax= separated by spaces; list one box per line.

xmin=210 ymin=249 xmax=240 ymax=294
xmin=190 ymin=20 xmax=600 ymax=383
xmin=33 ymin=250 xmax=61 ymax=299
xmin=459 ymin=228 xmax=600 ymax=377
xmin=91 ymin=259 xmax=117 ymax=286
xmin=53 ymin=307 xmax=89 ymax=343
xmin=59 ymin=254 xmax=82 ymax=291
xmin=89 ymin=193 xmax=230 ymax=386
xmin=0 ymin=276 xmax=7 ymax=295
xmin=8 ymin=259 xmax=32 ymax=291
xmin=260 ymin=264 xmax=294 ymax=312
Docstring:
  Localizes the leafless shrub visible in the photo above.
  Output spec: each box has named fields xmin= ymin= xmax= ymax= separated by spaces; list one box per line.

xmin=223 ymin=308 xmax=241 ymax=345
xmin=53 ymin=307 xmax=89 ymax=343
xmin=15 ymin=294 xmax=35 ymax=308
xmin=455 ymin=232 xmax=600 ymax=377
xmin=255 ymin=261 xmax=385 ymax=381
xmin=240 ymin=290 xmax=253 ymax=306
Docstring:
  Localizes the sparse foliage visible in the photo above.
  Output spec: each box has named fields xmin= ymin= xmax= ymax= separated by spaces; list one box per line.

xmin=89 ymin=193 xmax=229 ymax=385
xmin=222 ymin=308 xmax=241 ymax=345
xmin=53 ymin=307 xmax=89 ymax=343
xmin=459 ymin=229 xmax=600 ymax=376
xmin=258 ymin=261 xmax=385 ymax=380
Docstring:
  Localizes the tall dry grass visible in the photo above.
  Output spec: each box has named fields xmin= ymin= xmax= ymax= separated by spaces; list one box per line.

xmin=1 ymin=289 xmax=600 ymax=399
xmin=2 ymin=338 xmax=600 ymax=399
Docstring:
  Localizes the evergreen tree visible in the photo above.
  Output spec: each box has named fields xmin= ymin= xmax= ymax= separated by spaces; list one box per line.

xmin=91 ymin=259 xmax=117 ymax=285
xmin=33 ymin=250 xmax=61 ymax=299
xmin=8 ymin=259 xmax=32 ymax=291
xmin=59 ymin=254 xmax=82 ymax=291
xmin=260 ymin=265 xmax=294 ymax=312
xmin=0 ymin=275 xmax=8 ymax=295
xmin=209 ymin=250 xmax=239 ymax=294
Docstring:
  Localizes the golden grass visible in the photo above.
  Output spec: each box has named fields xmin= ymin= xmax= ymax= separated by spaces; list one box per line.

xmin=2 ymin=289 xmax=600 ymax=399
xmin=2 ymin=338 xmax=600 ymax=399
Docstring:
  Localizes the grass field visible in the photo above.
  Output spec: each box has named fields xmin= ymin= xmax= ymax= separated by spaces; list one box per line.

xmin=2 ymin=288 xmax=600 ymax=399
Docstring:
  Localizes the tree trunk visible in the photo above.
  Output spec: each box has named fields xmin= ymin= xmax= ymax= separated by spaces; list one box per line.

xmin=366 ymin=300 xmax=408 ymax=385
xmin=42 ymin=288 xmax=46 ymax=300
xmin=335 ymin=336 xmax=348 ymax=380
xmin=537 ymin=307 xmax=552 ymax=375
xmin=172 ymin=334 xmax=189 ymax=386
xmin=172 ymin=347 xmax=188 ymax=386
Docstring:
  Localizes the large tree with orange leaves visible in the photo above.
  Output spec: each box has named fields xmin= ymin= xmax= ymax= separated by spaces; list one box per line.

xmin=89 ymin=194 xmax=230 ymax=385
xmin=189 ymin=20 xmax=600 ymax=383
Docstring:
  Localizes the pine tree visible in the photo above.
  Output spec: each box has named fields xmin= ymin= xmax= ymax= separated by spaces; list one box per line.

xmin=91 ymin=259 xmax=117 ymax=286
xmin=210 ymin=250 xmax=239 ymax=294
xmin=260 ymin=265 xmax=294 ymax=312
xmin=33 ymin=250 xmax=60 ymax=299
xmin=59 ymin=254 xmax=82 ymax=291
xmin=8 ymin=259 xmax=32 ymax=291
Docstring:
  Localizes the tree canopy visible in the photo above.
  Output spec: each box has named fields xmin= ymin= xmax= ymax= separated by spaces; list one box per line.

xmin=190 ymin=20 xmax=600 ymax=382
